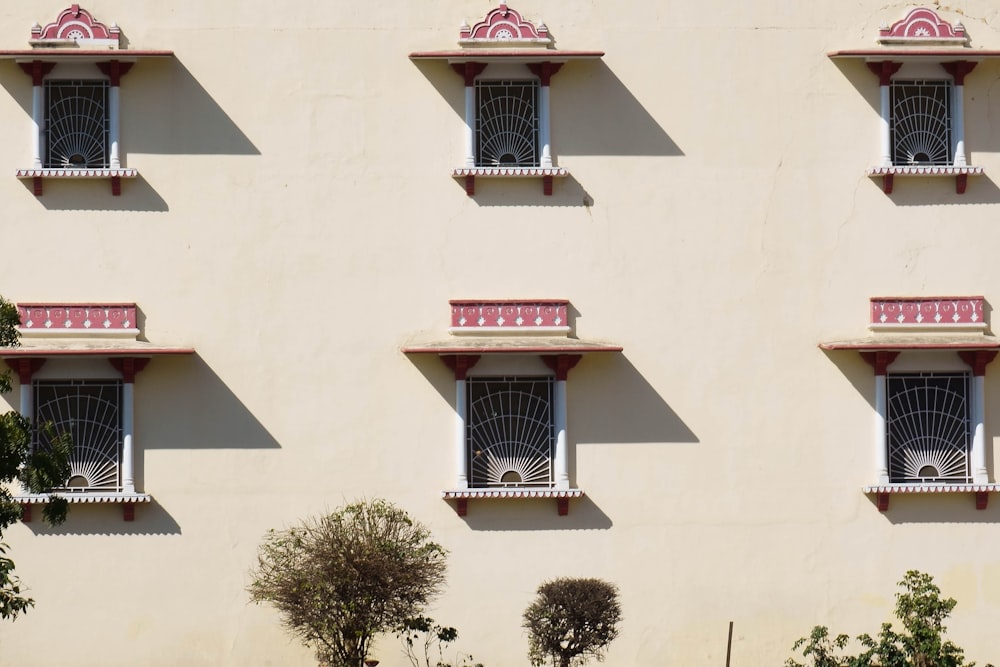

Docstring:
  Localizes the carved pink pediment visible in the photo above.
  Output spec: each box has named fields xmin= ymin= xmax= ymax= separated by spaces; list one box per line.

xmin=870 ymin=297 xmax=985 ymax=328
xmin=31 ymin=4 xmax=120 ymax=44
xmin=878 ymin=7 xmax=966 ymax=44
xmin=460 ymin=3 xmax=550 ymax=43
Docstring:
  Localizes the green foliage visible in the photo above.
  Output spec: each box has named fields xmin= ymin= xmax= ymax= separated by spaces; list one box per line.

xmin=787 ymin=571 xmax=994 ymax=667
xmin=396 ymin=616 xmax=483 ymax=667
xmin=0 ymin=294 xmax=72 ymax=621
xmin=248 ymin=499 xmax=448 ymax=667
xmin=523 ymin=577 xmax=622 ymax=667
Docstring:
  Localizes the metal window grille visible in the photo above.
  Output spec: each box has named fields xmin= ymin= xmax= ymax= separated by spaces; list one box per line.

xmin=886 ymin=372 xmax=971 ymax=484
xmin=44 ymin=79 xmax=110 ymax=169
xmin=467 ymin=376 xmax=554 ymax=488
xmin=891 ymin=79 xmax=953 ymax=166
xmin=475 ymin=79 xmax=539 ymax=168
xmin=34 ymin=380 xmax=123 ymax=492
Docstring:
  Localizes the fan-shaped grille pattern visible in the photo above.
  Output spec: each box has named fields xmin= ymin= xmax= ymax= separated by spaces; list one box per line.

xmin=891 ymin=80 xmax=953 ymax=166
xmin=34 ymin=380 xmax=122 ymax=492
xmin=467 ymin=377 xmax=554 ymax=487
xmin=475 ymin=80 xmax=539 ymax=168
xmin=887 ymin=372 xmax=970 ymax=483
xmin=44 ymin=80 xmax=109 ymax=169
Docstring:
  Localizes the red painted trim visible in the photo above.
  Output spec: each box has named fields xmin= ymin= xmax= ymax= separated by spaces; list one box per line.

xmin=21 ymin=504 xmax=31 ymax=522
xmin=542 ymin=354 xmax=582 ymax=381
xmin=450 ymin=61 xmax=487 ymax=86
xmin=543 ymin=174 xmax=553 ymax=195
xmin=821 ymin=342 xmax=999 ymax=351
xmin=0 ymin=50 xmax=173 ymax=59
xmin=956 ymin=173 xmax=968 ymax=194
xmin=865 ymin=61 xmax=902 ymax=86
xmin=880 ymin=8 xmax=965 ymax=41
xmin=830 ymin=49 xmax=1000 ymax=58
xmin=557 ymin=497 xmax=569 ymax=516
xmin=877 ymin=492 xmax=890 ymax=512
xmin=976 ymin=491 xmax=989 ymax=510
xmin=958 ymin=350 xmax=998 ymax=376
xmin=882 ymin=173 xmax=893 ymax=194
xmin=32 ymin=176 xmax=43 ymax=196
xmin=17 ymin=60 xmax=56 ymax=85
xmin=441 ymin=354 xmax=481 ymax=380
xmin=123 ymin=503 xmax=135 ymax=521
xmin=860 ymin=351 xmax=899 ymax=375
xmin=941 ymin=60 xmax=977 ymax=85
xmin=4 ymin=358 xmax=46 ymax=384
xmin=526 ymin=62 xmax=564 ymax=86
xmin=111 ymin=175 xmax=122 ymax=196
xmin=0 ymin=348 xmax=195 ymax=358
xmin=108 ymin=357 xmax=151 ymax=383
xmin=456 ymin=498 xmax=468 ymax=516
xmin=404 ymin=344 xmax=623 ymax=354
xmin=411 ymin=50 xmax=604 ymax=60
xmin=96 ymin=60 xmax=133 ymax=86
xmin=464 ymin=174 xmax=475 ymax=196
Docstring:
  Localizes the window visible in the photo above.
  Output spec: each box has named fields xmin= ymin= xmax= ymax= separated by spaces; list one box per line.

xmin=401 ymin=299 xmax=623 ymax=516
xmin=475 ymin=79 xmax=539 ymax=168
xmin=34 ymin=380 xmax=123 ymax=492
xmin=408 ymin=3 xmax=604 ymax=195
xmin=44 ymin=79 xmax=110 ymax=169
xmin=886 ymin=372 xmax=970 ymax=483
xmin=827 ymin=7 xmax=995 ymax=193
xmin=0 ymin=5 xmax=174 ymax=196
xmin=890 ymin=80 xmax=952 ymax=167
xmin=467 ymin=376 xmax=553 ymax=487
xmin=1 ymin=302 xmax=195 ymax=521
xmin=819 ymin=296 xmax=1000 ymax=511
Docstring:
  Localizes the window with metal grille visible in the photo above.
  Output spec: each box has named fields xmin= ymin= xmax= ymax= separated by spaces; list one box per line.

xmin=890 ymin=80 xmax=953 ymax=166
xmin=44 ymin=79 xmax=110 ymax=169
xmin=34 ymin=380 xmax=123 ymax=492
xmin=886 ymin=372 xmax=971 ymax=483
xmin=475 ymin=79 xmax=539 ymax=168
xmin=467 ymin=376 xmax=554 ymax=487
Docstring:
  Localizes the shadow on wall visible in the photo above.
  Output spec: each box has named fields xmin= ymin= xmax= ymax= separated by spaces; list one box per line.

xmin=0 ymin=57 xmax=259 ymax=212
xmin=3 ymin=354 xmax=280 ymax=536
xmin=135 ymin=353 xmax=281 ymax=451
xmin=455 ymin=494 xmax=612 ymax=531
xmin=409 ymin=58 xmax=681 ymax=207
xmin=406 ymin=351 xmax=697 ymax=530
xmin=19 ymin=501 xmax=181 ymax=536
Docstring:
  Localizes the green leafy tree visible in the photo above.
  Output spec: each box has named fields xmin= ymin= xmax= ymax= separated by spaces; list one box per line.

xmin=248 ymin=499 xmax=448 ymax=667
xmin=787 ymin=570 xmax=994 ymax=667
xmin=0 ymin=295 xmax=72 ymax=621
xmin=523 ymin=577 xmax=622 ymax=667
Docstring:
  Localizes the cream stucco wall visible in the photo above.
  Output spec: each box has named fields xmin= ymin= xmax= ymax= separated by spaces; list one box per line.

xmin=2 ymin=1 xmax=1000 ymax=665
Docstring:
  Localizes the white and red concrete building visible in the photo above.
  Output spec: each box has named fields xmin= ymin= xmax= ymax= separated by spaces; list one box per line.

xmin=2 ymin=2 xmax=1000 ymax=665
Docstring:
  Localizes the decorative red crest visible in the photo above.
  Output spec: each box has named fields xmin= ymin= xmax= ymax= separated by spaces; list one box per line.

xmin=31 ymin=4 xmax=120 ymax=44
xmin=878 ymin=7 xmax=967 ymax=44
xmin=460 ymin=3 xmax=550 ymax=43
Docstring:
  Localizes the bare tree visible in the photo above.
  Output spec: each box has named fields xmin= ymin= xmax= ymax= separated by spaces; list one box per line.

xmin=248 ymin=499 xmax=448 ymax=667
xmin=523 ymin=577 xmax=622 ymax=667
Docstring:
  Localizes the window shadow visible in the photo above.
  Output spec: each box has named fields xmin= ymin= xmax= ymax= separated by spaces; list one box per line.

xmin=450 ymin=494 xmax=612 ymax=531
xmin=17 ymin=500 xmax=181 ymax=536
xmin=0 ymin=56 xmax=258 ymax=211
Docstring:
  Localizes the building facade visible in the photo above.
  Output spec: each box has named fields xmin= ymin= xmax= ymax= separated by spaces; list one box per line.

xmin=2 ymin=1 xmax=1000 ymax=665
